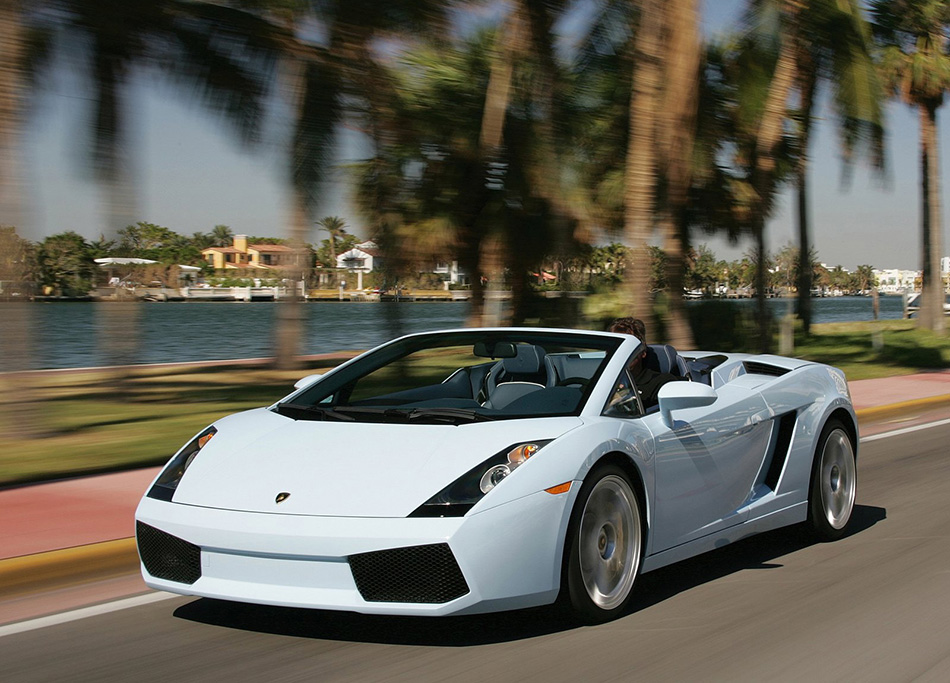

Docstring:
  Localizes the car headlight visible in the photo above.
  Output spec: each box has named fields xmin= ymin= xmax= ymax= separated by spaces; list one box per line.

xmin=409 ymin=440 xmax=552 ymax=518
xmin=146 ymin=426 xmax=216 ymax=501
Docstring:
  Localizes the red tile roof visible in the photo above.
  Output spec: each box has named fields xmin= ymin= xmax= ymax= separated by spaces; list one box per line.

xmin=248 ymin=244 xmax=294 ymax=252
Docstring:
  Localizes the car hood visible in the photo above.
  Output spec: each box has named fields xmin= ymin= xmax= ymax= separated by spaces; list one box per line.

xmin=170 ymin=408 xmax=582 ymax=518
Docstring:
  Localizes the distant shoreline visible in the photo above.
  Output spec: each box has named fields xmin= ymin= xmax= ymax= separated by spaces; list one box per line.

xmin=8 ymin=291 xmax=910 ymax=304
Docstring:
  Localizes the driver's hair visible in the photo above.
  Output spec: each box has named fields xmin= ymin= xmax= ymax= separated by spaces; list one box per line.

xmin=608 ymin=317 xmax=646 ymax=343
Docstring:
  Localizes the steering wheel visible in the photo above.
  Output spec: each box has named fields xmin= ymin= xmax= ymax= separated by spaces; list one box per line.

xmin=557 ymin=376 xmax=590 ymax=388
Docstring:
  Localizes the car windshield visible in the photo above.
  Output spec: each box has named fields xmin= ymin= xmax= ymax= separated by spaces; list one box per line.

xmin=276 ymin=330 xmax=621 ymax=424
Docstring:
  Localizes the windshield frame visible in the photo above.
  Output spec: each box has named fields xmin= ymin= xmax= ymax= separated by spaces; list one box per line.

xmin=280 ymin=329 xmax=623 ymax=422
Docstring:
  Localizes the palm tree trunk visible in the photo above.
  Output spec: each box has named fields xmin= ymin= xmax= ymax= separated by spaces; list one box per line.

xmin=0 ymin=4 xmax=48 ymax=437
xmin=657 ymin=0 xmax=699 ymax=349
xmin=274 ymin=57 xmax=312 ymax=370
xmin=327 ymin=229 xmax=337 ymax=268
xmin=919 ymin=102 xmax=945 ymax=333
xmin=624 ymin=0 xmax=665 ymax=325
xmin=0 ymin=0 xmax=24 ymax=230
xmin=754 ymin=219 xmax=769 ymax=347
xmin=273 ymin=192 xmax=308 ymax=370
xmin=91 ymin=45 xmax=143 ymax=391
xmin=751 ymin=8 xmax=798 ymax=353
xmin=795 ymin=161 xmax=812 ymax=330
xmin=795 ymin=62 xmax=817 ymax=335
xmin=466 ymin=8 xmax=523 ymax=327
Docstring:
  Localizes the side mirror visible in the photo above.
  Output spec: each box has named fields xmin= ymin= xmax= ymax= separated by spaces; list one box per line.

xmin=294 ymin=373 xmax=324 ymax=390
xmin=658 ymin=382 xmax=717 ymax=428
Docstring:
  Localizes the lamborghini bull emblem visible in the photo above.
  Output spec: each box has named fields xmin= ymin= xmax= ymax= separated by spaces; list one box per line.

xmin=275 ymin=492 xmax=291 ymax=504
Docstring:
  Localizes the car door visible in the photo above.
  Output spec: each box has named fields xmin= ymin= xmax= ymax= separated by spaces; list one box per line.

xmin=644 ymin=383 xmax=773 ymax=553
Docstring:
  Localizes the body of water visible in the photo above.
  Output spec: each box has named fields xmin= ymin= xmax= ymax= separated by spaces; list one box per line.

xmin=13 ymin=296 xmax=906 ymax=370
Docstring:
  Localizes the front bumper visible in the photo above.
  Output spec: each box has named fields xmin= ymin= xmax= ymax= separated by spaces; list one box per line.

xmin=135 ymin=487 xmax=575 ymax=616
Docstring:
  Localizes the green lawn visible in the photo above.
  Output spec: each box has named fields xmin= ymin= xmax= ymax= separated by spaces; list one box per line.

xmin=792 ymin=320 xmax=950 ymax=380
xmin=0 ymin=362 xmax=344 ymax=486
xmin=2 ymin=320 xmax=948 ymax=486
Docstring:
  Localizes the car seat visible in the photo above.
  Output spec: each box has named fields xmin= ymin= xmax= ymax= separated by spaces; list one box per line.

xmin=481 ymin=344 xmax=547 ymax=403
xmin=645 ymin=344 xmax=689 ymax=378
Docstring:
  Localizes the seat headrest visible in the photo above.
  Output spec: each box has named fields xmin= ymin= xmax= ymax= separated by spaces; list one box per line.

xmin=645 ymin=344 xmax=685 ymax=377
xmin=502 ymin=344 xmax=544 ymax=374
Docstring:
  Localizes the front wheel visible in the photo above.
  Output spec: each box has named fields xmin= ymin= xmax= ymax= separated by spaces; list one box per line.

xmin=563 ymin=465 xmax=643 ymax=623
xmin=807 ymin=419 xmax=857 ymax=541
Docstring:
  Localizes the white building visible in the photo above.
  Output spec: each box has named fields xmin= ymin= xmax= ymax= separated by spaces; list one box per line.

xmin=336 ymin=240 xmax=380 ymax=273
xmin=942 ymin=256 xmax=949 ymax=274
xmin=874 ymin=268 xmax=919 ymax=293
xmin=434 ymin=261 xmax=465 ymax=286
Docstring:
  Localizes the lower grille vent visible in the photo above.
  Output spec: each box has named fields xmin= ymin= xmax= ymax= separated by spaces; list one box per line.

xmin=348 ymin=543 xmax=469 ymax=604
xmin=136 ymin=521 xmax=201 ymax=584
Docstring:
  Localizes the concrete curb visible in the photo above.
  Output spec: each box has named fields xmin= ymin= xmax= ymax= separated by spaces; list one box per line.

xmin=5 ymin=394 xmax=950 ymax=598
xmin=0 ymin=538 xmax=139 ymax=599
xmin=855 ymin=393 xmax=950 ymax=423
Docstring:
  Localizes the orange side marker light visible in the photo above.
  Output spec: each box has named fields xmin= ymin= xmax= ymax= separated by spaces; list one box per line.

xmin=545 ymin=482 xmax=572 ymax=495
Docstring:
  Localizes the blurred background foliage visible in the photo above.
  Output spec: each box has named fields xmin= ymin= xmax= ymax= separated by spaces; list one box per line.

xmin=2 ymin=0 xmax=948 ymax=431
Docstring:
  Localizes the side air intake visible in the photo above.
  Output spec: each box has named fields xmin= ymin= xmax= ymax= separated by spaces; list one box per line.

xmin=743 ymin=361 xmax=790 ymax=377
xmin=764 ymin=411 xmax=797 ymax=491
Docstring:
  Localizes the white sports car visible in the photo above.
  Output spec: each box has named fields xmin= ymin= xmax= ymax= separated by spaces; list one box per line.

xmin=135 ymin=328 xmax=858 ymax=623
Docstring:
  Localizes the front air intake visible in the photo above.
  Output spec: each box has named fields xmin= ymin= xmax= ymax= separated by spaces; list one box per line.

xmin=136 ymin=521 xmax=201 ymax=584
xmin=348 ymin=543 xmax=469 ymax=604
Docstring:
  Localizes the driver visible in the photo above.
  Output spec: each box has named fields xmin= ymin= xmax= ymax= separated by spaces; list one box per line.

xmin=608 ymin=317 xmax=684 ymax=409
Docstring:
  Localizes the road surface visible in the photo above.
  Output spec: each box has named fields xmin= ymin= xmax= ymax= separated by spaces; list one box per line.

xmin=2 ymin=421 xmax=949 ymax=682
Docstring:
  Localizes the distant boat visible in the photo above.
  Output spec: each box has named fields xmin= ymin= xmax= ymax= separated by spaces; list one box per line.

xmin=905 ymin=292 xmax=950 ymax=316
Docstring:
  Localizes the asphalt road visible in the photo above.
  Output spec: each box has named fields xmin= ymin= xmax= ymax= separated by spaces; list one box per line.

xmin=3 ymin=421 xmax=949 ymax=683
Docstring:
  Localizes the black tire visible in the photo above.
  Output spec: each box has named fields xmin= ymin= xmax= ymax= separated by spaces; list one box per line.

xmin=561 ymin=464 xmax=643 ymax=624
xmin=807 ymin=419 xmax=857 ymax=541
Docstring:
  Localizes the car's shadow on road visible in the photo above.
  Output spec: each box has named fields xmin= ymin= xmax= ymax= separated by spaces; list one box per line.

xmin=173 ymin=504 xmax=886 ymax=646
xmin=628 ymin=503 xmax=886 ymax=613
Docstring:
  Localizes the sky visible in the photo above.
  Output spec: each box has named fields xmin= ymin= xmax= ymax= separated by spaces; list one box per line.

xmin=10 ymin=0 xmax=943 ymax=271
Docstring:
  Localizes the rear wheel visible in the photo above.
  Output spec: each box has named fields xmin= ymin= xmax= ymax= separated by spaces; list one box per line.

xmin=807 ymin=419 xmax=857 ymax=541
xmin=563 ymin=464 xmax=642 ymax=623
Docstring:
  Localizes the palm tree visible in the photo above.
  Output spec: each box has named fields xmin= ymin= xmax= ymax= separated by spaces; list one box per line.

xmin=463 ymin=0 xmax=574 ymax=326
xmin=351 ymin=31 xmax=492 ymax=318
xmin=349 ymin=4 xmax=576 ymax=328
xmin=211 ymin=224 xmax=233 ymax=247
xmin=655 ymin=0 xmax=700 ymax=349
xmin=714 ymin=1 xmax=801 ymax=353
xmin=0 ymin=226 xmax=43 ymax=438
xmin=624 ymin=0 xmax=665 ymax=327
xmin=210 ymin=1 xmax=447 ymax=367
xmin=45 ymin=0 xmax=274 ymax=238
xmin=872 ymin=0 xmax=950 ymax=333
xmin=316 ymin=215 xmax=347 ymax=268
xmin=694 ymin=21 xmax=799 ymax=353
xmin=0 ymin=0 xmax=28 ymax=232
xmin=31 ymin=0 xmax=279 ymax=381
xmin=0 ymin=3 xmax=51 ymax=438
xmin=750 ymin=3 xmax=799 ymax=352
xmin=573 ymin=0 xmax=699 ymax=347
xmin=763 ymin=0 xmax=884 ymax=335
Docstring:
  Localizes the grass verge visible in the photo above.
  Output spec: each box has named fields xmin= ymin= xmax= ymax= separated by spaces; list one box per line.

xmin=793 ymin=320 xmax=950 ymax=380
xmin=0 ymin=358 xmax=353 ymax=487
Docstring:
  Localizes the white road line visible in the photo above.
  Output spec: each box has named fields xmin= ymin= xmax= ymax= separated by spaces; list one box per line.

xmin=862 ymin=417 xmax=950 ymax=443
xmin=0 ymin=591 xmax=178 ymax=638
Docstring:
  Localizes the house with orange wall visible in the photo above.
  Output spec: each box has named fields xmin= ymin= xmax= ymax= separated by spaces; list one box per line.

xmin=201 ymin=235 xmax=297 ymax=270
